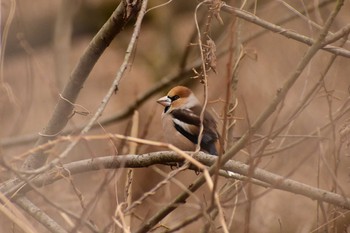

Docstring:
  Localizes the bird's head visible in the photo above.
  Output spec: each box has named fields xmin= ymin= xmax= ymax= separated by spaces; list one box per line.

xmin=157 ymin=86 xmax=200 ymax=113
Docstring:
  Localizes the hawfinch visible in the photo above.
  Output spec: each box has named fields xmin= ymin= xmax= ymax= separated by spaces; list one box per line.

xmin=157 ymin=86 xmax=219 ymax=155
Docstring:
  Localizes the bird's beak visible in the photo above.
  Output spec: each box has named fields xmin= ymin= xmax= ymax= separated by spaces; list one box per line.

xmin=157 ymin=96 xmax=171 ymax=107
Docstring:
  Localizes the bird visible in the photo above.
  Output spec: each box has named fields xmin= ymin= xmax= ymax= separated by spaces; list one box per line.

xmin=157 ymin=86 xmax=220 ymax=155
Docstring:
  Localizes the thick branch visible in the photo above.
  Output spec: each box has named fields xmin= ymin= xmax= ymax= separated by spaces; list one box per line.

xmin=9 ymin=152 xmax=350 ymax=210
xmin=16 ymin=197 xmax=68 ymax=233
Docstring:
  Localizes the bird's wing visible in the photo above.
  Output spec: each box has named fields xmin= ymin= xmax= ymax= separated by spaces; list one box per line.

xmin=171 ymin=106 xmax=219 ymax=155
xmin=170 ymin=108 xmax=200 ymax=144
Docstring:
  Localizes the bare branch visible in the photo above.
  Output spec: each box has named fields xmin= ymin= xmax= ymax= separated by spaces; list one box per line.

xmin=16 ymin=196 xmax=68 ymax=233
xmin=221 ymin=3 xmax=350 ymax=58
xmin=7 ymin=152 xmax=350 ymax=210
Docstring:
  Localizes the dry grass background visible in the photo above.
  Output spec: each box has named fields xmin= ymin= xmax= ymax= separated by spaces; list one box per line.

xmin=1 ymin=0 xmax=350 ymax=232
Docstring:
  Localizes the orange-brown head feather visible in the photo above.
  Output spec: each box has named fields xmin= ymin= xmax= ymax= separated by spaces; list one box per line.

xmin=166 ymin=86 xmax=199 ymax=110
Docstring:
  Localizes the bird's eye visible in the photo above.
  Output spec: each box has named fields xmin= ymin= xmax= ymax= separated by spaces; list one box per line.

xmin=169 ymin=95 xmax=180 ymax=101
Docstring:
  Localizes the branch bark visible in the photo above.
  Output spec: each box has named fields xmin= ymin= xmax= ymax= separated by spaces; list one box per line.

xmin=8 ymin=152 xmax=350 ymax=210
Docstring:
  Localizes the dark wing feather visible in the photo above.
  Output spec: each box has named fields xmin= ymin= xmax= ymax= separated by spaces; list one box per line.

xmin=171 ymin=106 xmax=219 ymax=155
xmin=171 ymin=108 xmax=201 ymax=126
xmin=170 ymin=108 xmax=200 ymax=145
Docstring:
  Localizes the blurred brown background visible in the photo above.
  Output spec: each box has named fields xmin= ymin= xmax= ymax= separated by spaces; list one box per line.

xmin=1 ymin=0 xmax=350 ymax=232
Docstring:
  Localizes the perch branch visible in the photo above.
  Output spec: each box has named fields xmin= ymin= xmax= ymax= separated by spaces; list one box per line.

xmin=7 ymin=152 xmax=350 ymax=210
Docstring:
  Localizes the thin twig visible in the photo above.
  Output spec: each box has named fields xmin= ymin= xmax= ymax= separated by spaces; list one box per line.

xmin=194 ymin=2 xmax=229 ymax=233
xmin=258 ymin=33 xmax=350 ymax=157
xmin=221 ymin=4 xmax=350 ymax=58
xmin=123 ymin=165 xmax=190 ymax=215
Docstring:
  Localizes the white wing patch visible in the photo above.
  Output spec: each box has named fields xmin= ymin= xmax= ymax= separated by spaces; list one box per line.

xmin=172 ymin=118 xmax=198 ymax=135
